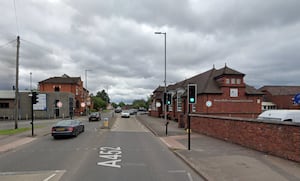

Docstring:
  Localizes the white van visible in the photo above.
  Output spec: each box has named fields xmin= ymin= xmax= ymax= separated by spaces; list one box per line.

xmin=258 ymin=110 xmax=300 ymax=123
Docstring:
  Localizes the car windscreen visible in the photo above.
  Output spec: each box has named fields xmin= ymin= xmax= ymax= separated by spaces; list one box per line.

xmin=55 ymin=120 xmax=75 ymax=126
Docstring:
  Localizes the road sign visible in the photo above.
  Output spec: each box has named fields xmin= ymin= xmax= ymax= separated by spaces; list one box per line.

xmin=293 ymin=93 xmax=300 ymax=104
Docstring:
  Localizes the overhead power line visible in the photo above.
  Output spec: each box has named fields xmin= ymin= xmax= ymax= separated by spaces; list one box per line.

xmin=0 ymin=39 xmax=16 ymax=49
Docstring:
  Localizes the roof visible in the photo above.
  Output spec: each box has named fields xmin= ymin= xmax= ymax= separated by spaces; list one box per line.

xmin=39 ymin=74 xmax=81 ymax=84
xmin=166 ymin=66 xmax=262 ymax=95
xmin=151 ymin=86 xmax=164 ymax=100
xmin=259 ymin=86 xmax=300 ymax=96
xmin=0 ymin=91 xmax=15 ymax=99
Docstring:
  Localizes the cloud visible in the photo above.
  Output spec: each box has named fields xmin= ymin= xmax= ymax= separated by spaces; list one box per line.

xmin=0 ymin=0 xmax=300 ymax=103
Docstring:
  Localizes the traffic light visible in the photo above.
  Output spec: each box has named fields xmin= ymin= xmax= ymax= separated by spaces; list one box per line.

xmin=32 ymin=92 xmax=39 ymax=104
xmin=163 ymin=92 xmax=167 ymax=105
xmin=188 ymin=84 xmax=197 ymax=104
xmin=167 ymin=93 xmax=172 ymax=105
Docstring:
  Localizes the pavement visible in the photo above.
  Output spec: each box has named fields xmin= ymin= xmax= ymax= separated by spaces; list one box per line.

xmin=136 ymin=114 xmax=300 ymax=181
xmin=0 ymin=114 xmax=300 ymax=181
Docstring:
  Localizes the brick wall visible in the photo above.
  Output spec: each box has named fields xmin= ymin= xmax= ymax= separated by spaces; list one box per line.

xmin=189 ymin=114 xmax=300 ymax=162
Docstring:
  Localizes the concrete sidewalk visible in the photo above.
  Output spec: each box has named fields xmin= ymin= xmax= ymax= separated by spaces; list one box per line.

xmin=136 ymin=114 xmax=300 ymax=181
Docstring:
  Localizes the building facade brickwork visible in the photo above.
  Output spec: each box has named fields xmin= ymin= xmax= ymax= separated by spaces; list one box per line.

xmin=39 ymin=74 xmax=89 ymax=116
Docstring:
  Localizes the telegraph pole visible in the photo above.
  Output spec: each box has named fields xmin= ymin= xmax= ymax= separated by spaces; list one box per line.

xmin=14 ymin=36 xmax=20 ymax=129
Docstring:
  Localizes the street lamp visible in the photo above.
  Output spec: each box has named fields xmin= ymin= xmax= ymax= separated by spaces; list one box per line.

xmin=85 ymin=69 xmax=91 ymax=116
xmin=154 ymin=31 xmax=168 ymax=135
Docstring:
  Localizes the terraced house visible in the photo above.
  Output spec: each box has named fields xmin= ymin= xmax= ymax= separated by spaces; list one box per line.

xmin=149 ymin=65 xmax=263 ymax=127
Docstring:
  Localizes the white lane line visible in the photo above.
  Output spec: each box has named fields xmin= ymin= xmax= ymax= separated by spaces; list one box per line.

xmin=43 ymin=173 xmax=56 ymax=181
xmin=168 ymin=170 xmax=186 ymax=173
xmin=167 ymin=170 xmax=193 ymax=181
xmin=187 ymin=172 xmax=194 ymax=181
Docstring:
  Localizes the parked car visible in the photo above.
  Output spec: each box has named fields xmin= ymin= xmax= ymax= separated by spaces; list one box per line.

xmin=51 ymin=120 xmax=84 ymax=139
xmin=258 ymin=109 xmax=300 ymax=123
xmin=89 ymin=112 xmax=101 ymax=121
xmin=121 ymin=110 xmax=130 ymax=118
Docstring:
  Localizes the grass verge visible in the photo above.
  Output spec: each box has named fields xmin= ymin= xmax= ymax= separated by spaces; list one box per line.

xmin=0 ymin=127 xmax=31 ymax=135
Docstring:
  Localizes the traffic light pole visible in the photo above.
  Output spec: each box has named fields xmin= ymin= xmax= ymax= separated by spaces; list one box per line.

xmin=188 ymin=103 xmax=191 ymax=150
xmin=187 ymin=84 xmax=196 ymax=150
xmin=31 ymin=92 xmax=34 ymax=137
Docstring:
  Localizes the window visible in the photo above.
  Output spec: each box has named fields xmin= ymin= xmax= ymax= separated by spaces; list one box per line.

xmin=0 ymin=103 xmax=9 ymax=108
xmin=225 ymin=78 xmax=230 ymax=84
xmin=231 ymin=78 xmax=236 ymax=84
xmin=177 ymin=91 xmax=183 ymax=112
xmin=192 ymin=104 xmax=196 ymax=112
xmin=54 ymin=86 xmax=60 ymax=92
xmin=236 ymin=79 xmax=241 ymax=84
xmin=230 ymin=88 xmax=238 ymax=97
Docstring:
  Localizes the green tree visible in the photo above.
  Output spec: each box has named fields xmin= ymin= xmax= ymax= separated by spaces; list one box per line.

xmin=96 ymin=90 xmax=110 ymax=103
xmin=92 ymin=96 xmax=107 ymax=111
xmin=111 ymin=102 xmax=118 ymax=108
xmin=118 ymin=102 xmax=125 ymax=107
xmin=132 ymin=99 xmax=147 ymax=109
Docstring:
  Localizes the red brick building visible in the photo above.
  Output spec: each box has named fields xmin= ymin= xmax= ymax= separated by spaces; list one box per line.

xmin=39 ymin=74 xmax=90 ymax=116
xmin=150 ymin=66 xmax=263 ymax=127
xmin=259 ymin=86 xmax=300 ymax=110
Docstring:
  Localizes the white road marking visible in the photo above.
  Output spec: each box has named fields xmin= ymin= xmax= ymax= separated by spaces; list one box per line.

xmin=43 ymin=173 xmax=56 ymax=181
xmin=167 ymin=170 xmax=194 ymax=181
xmin=187 ymin=172 xmax=194 ymax=181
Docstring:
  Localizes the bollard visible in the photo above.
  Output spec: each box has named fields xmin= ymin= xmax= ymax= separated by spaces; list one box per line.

xmin=103 ymin=118 xmax=109 ymax=128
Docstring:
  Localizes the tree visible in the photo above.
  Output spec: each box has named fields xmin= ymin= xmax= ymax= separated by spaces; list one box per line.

xmin=111 ymin=102 xmax=118 ymax=108
xmin=92 ymin=96 xmax=107 ymax=111
xmin=96 ymin=90 xmax=110 ymax=103
xmin=132 ymin=99 xmax=147 ymax=109
xmin=118 ymin=102 xmax=125 ymax=107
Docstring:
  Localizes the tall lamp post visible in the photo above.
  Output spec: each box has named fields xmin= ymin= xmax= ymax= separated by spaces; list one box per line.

xmin=155 ymin=31 xmax=168 ymax=135
xmin=85 ymin=69 xmax=91 ymax=116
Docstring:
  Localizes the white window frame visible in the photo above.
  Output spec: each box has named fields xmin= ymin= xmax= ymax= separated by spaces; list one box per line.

xmin=230 ymin=88 xmax=238 ymax=97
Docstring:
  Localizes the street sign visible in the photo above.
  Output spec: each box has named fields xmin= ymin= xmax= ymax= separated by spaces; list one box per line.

xmin=293 ymin=93 xmax=300 ymax=104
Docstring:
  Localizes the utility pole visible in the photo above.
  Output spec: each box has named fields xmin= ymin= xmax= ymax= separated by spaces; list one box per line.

xmin=14 ymin=36 xmax=20 ymax=129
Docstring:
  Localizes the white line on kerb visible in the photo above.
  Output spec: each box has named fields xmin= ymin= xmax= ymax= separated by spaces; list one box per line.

xmin=43 ymin=173 xmax=56 ymax=181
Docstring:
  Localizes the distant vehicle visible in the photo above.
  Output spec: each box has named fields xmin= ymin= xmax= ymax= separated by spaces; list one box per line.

xmin=115 ymin=107 xmax=122 ymax=113
xmin=51 ymin=120 xmax=84 ymax=139
xmin=129 ymin=109 xmax=138 ymax=115
xmin=258 ymin=109 xmax=300 ymax=123
xmin=138 ymin=107 xmax=147 ymax=112
xmin=121 ymin=110 xmax=130 ymax=118
xmin=89 ymin=112 xmax=101 ymax=121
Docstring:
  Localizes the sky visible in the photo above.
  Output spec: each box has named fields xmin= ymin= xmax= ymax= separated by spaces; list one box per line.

xmin=0 ymin=0 xmax=300 ymax=103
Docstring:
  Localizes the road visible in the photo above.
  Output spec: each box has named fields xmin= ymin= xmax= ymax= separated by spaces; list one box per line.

xmin=0 ymin=114 xmax=201 ymax=181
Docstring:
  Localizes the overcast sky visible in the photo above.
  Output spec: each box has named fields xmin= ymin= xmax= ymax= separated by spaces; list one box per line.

xmin=0 ymin=0 xmax=300 ymax=103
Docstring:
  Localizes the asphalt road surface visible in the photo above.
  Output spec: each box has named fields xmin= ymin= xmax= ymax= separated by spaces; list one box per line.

xmin=0 ymin=114 xmax=202 ymax=181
